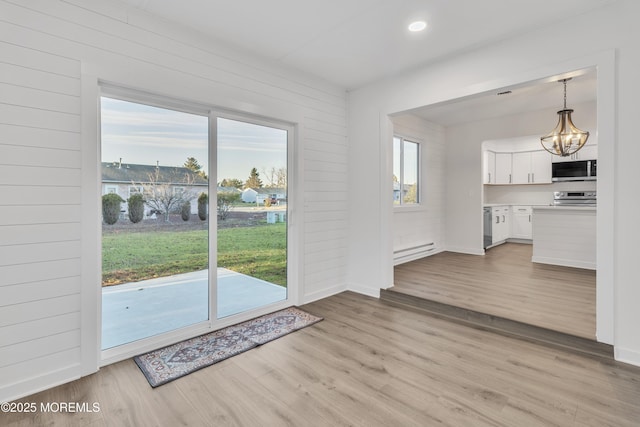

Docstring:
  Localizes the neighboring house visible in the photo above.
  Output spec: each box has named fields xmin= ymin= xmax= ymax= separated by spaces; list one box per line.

xmin=217 ymin=186 xmax=242 ymax=195
xmin=241 ymin=187 xmax=287 ymax=205
xmin=102 ymin=161 xmax=208 ymax=216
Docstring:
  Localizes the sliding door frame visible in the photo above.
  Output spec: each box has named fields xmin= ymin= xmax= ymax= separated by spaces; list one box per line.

xmin=94 ymin=85 xmax=298 ymax=366
xmin=210 ymin=108 xmax=297 ymax=322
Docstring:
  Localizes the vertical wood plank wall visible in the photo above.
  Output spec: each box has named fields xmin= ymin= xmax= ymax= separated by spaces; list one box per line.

xmin=0 ymin=0 xmax=348 ymax=402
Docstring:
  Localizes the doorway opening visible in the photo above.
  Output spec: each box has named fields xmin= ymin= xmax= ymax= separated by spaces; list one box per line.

xmin=386 ymin=63 xmax=610 ymax=344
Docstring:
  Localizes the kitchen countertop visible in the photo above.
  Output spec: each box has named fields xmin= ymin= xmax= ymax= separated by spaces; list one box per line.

xmin=533 ymin=205 xmax=597 ymax=211
xmin=483 ymin=203 xmax=551 ymax=208
xmin=483 ymin=203 xmax=596 ymax=211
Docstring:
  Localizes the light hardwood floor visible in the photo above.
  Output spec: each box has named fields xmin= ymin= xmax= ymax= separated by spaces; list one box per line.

xmin=393 ymin=243 xmax=596 ymax=339
xmin=4 ymin=291 xmax=640 ymax=426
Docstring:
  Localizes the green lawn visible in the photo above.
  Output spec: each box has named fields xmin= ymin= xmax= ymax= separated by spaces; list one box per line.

xmin=102 ymin=223 xmax=286 ymax=287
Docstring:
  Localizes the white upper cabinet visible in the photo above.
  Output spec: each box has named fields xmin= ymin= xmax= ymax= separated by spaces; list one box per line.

xmin=485 ymin=150 xmax=550 ymax=185
xmin=512 ymin=152 xmax=531 ymax=184
xmin=530 ymin=151 xmax=552 ymax=183
xmin=513 ymin=151 xmax=550 ymax=184
xmin=483 ymin=150 xmax=496 ymax=184
xmin=483 ymin=136 xmax=552 ymax=185
xmin=494 ymin=152 xmax=512 ymax=184
xmin=552 ymin=143 xmax=598 ymax=162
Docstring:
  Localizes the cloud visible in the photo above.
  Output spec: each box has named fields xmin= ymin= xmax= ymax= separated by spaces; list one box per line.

xmin=100 ymin=97 xmax=287 ymax=179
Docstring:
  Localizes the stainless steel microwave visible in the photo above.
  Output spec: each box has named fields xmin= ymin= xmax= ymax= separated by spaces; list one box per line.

xmin=552 ymin=160 xmax=597 ymax=181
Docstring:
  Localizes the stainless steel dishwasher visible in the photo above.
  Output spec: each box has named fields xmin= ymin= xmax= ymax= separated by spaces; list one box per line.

xmin=483 ymin=207 xmax=492 ymax=249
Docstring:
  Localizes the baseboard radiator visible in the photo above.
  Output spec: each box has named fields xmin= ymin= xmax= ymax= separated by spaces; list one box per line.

xmin=394 ymin=242 xmax=435 ymax=265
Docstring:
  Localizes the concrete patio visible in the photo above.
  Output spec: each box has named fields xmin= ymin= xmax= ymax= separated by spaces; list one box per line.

xmin=101 ymin=268 xmax=287 ymax=349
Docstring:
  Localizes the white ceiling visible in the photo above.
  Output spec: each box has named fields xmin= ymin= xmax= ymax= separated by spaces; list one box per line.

xmin=408 ymin=68 xmax=598 ymax=126
xmin=119 ymin=0 xmax=608 ymax=124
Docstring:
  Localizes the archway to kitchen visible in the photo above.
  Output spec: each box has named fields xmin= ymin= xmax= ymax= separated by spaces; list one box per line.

xmin=381 ymin=52 xmax=615 ymax=346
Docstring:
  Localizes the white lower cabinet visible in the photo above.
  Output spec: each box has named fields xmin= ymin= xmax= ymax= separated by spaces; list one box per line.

xmin=511 ymin=206 xmax=533 ymax=239
xmin=491 ymin=206 xmax=510 ymax=244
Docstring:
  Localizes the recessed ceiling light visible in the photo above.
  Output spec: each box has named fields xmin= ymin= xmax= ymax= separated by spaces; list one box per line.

xmin=408 ymin=21 xmax=427 ymax=32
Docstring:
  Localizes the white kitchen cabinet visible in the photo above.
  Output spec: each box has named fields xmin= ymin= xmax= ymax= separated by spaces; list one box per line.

xmin=511 ymin=206 xmax=533 ymax=239
xmin=552 ymin=143 xmax=598 ymax=162
xmin=577 ymin=144 xmax=598 ymax=160
xmin=491 ymin=206 xmax=510 ymax=244
xmin=483 ymin=150 xmax=496 ymax=184
xmin=512 ymin=151 xmax=552 ymax=184
xmin=511 ymin=152 xmax=530 ymax=184
xmin=530 ymin=151 xmax=552 ymax=183
xmin=494 ymin=153 xmax=512 ymax=184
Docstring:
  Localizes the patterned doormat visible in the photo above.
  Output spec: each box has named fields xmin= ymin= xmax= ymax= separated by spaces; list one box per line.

xmin=134 ymin=307 xmax=322 ymax=387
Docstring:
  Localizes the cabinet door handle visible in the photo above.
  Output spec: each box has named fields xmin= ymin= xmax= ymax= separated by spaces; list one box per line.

xmin=532 ymin=173 xmax=534 ymax=183
xmin=502 ymin=215 xmax=505 ymax=222
xmin=528 ymin=173 xmax=530 ymax=183
xmin=529 ymin=215 xmax=531 ymax=222
xmin=488 ymin=172 xmax=491 ymax=183
xmin=496 ymin=216 xmax=499 ymax=224
xmin=509 ymin=174 xmax=512 ymax=184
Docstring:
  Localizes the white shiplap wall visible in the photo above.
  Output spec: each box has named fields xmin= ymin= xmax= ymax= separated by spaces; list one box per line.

xmin=0 ymin=0 xmax=347 ymax=402
xmin=391 ymin=114 xmax=445 ymax=264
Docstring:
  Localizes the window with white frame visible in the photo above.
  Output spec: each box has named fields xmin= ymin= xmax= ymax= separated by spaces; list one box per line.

xmin=128 ymin=185 xmax=143 ymax=197
xmin=393 ymin=136 xmax=420 ymax=205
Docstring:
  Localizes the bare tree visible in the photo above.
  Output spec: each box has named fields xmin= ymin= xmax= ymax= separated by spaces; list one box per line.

xmin=140 ymin=167 xmax=197 ymax=222
xmin=262 ymin=166 xmax=287 ymax=188
xmin=217 ymin=191 xmax=240 ymax=220
xmin=275 ymin=166 xmax=287 ymax=188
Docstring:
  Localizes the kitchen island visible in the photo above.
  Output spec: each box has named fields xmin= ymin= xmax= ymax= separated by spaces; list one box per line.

xmin=532 ymin=206 xmax=596 ymax=270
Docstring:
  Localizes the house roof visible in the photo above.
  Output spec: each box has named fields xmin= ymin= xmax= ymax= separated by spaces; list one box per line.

xmin=217 ymin=186 xmax=241 ymax=193
xmin=244 ymin=187 xmax=286 ymax=194
xmin=102 ymin=162 xmax=208 ymax=186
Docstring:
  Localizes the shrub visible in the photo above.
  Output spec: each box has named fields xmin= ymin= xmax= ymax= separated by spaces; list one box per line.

xmin=181 ymin=201 xmax=191 ymax=221
xmin=127 ymin=193 xmax=145 ymax=224
xmin=198 ymin=192 xmax=208 ymax=221
xmin=102 ymin=193 xmax=124 ymax=225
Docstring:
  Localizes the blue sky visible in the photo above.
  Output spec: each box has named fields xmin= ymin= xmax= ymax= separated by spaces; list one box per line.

xmin=100 ymin=97 xmax=287 ymax=183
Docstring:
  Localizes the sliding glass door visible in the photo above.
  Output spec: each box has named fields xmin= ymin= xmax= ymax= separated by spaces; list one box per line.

xmin=100 ymin=97 xmax=210 ymax=349
xmin=99 ymin=94 xmax=291 ymax=353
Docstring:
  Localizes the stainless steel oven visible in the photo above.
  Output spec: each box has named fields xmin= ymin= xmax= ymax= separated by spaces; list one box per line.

xmin=553 ymin=191 xmax=597 ymax=206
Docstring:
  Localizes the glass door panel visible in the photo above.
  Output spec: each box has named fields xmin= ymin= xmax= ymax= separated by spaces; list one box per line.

xmin=100 ymin=96 xmax=210 ymax=349
xmin=216 ymin=117 xmax=288 ymax=318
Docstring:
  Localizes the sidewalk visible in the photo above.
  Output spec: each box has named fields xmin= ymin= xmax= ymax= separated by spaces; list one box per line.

xmin=102 ymin=268 xmax=286 ymax=349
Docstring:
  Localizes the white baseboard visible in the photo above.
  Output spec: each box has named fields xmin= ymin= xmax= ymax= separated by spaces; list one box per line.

xmin=532 ymin=256 xmax=596 ymax=270
xmin=347 ymin=282 xmax=381 ymax=298
xmin=615 ymin=346 xmax=640 ymax=368
xmin=394 ymin=248 xmax=444 ymax=265
xmin=1 ymin=365 xmax=80 ymax=404
xmin=444 ymin=246 xmax=485 ymax=256
xmin=302 ymin=283 xmax=348 ymax=305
